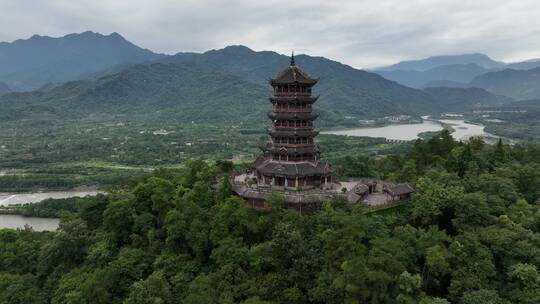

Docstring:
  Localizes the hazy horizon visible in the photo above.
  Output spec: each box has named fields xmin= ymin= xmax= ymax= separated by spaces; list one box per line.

xmin=2 ymin=0 xmax=540 ymax=68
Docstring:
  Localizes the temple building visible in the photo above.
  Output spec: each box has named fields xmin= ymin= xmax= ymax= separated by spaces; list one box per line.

xmin=232 ymin=53 xmax=337 ymax=211
xmin=232 ymin=53 xmax=414 ymax=211
xmin=251 ymin=53 xmax=333 ymax=190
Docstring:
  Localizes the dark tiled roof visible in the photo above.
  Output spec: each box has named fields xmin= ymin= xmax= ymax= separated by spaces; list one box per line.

xmin=354 ymin=184 xmax=369 ymax=194
xmin=252 ymin=158 xmax=332 ymax=177
xmin=385 ymin=183 xmax=415 ymax=196
xmin=265 ymin=144 xmax=319 ymax=154
xmin=270 ymin=65 xmax=317 ymax=85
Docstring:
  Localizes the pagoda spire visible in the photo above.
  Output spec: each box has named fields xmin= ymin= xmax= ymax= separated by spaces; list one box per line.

xmin=290 ymin=50 xmax=295 ymax=66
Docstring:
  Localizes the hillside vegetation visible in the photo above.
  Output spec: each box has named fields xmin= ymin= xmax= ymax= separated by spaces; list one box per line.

xmin=3 ymin=133 xmax=540 ymax=303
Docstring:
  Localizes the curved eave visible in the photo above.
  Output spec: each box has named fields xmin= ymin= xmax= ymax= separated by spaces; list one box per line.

xmin=253 ymin=160 xmax=333 ymax=177
xmin=265 ymin=145 xmax=320 ymax=154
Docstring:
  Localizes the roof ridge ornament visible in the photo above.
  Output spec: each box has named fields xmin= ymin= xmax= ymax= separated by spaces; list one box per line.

xmin=290 ymin=50 xmax=295 ymax=66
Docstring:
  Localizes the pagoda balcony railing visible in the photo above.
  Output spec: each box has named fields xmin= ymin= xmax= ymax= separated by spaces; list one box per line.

xmin=272 ymin=126 xmax=313 ymax=131
xmin=270 ymin=143 xmax=315 ymax=148
xmin=272 ymin=108 xmax=312 ymax=113
xmin=273 ymin=92 xmax=311 ymax=97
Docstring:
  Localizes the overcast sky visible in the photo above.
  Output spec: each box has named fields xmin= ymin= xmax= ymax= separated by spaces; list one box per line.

xmin=1 ymin=0 xmax=540 ymax=68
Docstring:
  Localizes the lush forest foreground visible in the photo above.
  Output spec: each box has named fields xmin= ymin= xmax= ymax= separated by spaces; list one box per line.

xmin=2 ymin=131 xmax=540 ymax=303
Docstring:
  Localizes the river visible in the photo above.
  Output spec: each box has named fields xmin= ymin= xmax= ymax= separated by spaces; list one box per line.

xmin=0 ymin=190 xmax=101 ymax=207
xmin=322 ymin=119 xmax=489 ymax=141
xmin=0 ymin=189 xmax=101 ymax=231
xmin=0 ymin=215 xmax=60 ymax=231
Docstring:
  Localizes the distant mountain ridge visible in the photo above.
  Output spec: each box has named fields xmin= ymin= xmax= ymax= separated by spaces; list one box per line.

xmin=423 ymin=86 xmax=512 ymax=112
xmin=376 ymin=63 xmax=492 ymax=88
xmin=470 ymin=67 xmax=540 ymax=100
xmin=376 ymin=53 xmax=505 ymax=71
xmin=0 ymin=45 xmax=512 ymax=132
xmin=374 ymin=53 xmax=540 ymax=94
xmin=163 ymin=45 xmax=439 ymax=118
xmin=0 ymin=32 xmax=522 ymax=127
xmin=0 ymin=31 xmax=164 ymax=90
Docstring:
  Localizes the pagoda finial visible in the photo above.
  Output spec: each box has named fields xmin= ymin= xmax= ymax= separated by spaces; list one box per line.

xmin=290 ymin=50 xmax=295 ymax=66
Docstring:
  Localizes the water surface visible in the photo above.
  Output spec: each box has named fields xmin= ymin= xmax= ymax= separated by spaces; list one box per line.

xmin=0 ymin=190 xmax=101 ymax=207
xmin=0 ymin=215 xmax=59 ymax=231
xmin=322 ymin=119 xmax=487 ymax=141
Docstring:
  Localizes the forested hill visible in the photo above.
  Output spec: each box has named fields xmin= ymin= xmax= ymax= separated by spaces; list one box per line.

xmin=470 ymin=67 xmax=540 ymax=100
xmin=164 ymin=45 xmax=437 ymax=117
xmin=0 ymin=63 xmax=268 ymax=125
xmin=0 ymin=48 xmax=435 ymax=128
xmin=0 ymin=39 xmax=517 ymax=127
xmin=0 ymin=31 xmax=163 ymax=91
xmin=3 ymin=132 xmax=540 ymax=303
xmin=423 ymin=86 xmax=513 ymax=112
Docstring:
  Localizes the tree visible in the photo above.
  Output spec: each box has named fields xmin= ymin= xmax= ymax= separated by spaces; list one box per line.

xmin=507 ymin=199 xmax=535 ymax=229
xmin=507 ymin=263 xmax=540 ymax=304
xmin=216 ymin=177 xmax=233 ymax=202
xmin=0 ymin=273 xmax=45 ymax=304
xmin=397 ymin=271 xmax=423 ymax=304
xmin=460 ymin=289 xmax=507 ymax=304
xmin=391 ymin=160 xmax=417 ymax=183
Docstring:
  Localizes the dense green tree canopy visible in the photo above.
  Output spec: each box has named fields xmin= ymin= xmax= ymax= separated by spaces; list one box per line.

xmin=2 ymin=135 xmax=540 ymax=303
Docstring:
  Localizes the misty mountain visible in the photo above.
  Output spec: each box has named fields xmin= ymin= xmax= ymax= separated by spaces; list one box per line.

xmin=0 ymin=82 xmax=11 ymax=95
xmin=423 ymin=86 xmax=512 ymax=112
xmin=470 ymin=67 xmax=540 ymax=100
xmin=375 ymin=63 xmax=492 ymax=88
xmin=506 ymin=59 xmax=540 ymax=70
xmin=422 ymin=80 xmax=470 ymax=89
xmin=376 ymin=53 xmax=504 ymax=71
xmin=0 ymin=39 xmax=514 ymax=130
xmin=0 ymin=31 xmax=163 ymax=91
xmin=0 ymin=59 xmax=436 ymax=128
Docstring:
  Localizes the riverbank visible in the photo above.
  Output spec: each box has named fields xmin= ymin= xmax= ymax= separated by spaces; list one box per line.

xmin=322 ymin=118 xmax=498 ymax=142
xmin=0 ymin=187 xmax=102 ymax=207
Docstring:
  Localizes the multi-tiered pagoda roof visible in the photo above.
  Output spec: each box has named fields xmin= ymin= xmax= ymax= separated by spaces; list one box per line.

xmin=249 ymin=53 xmax=333 ymax=191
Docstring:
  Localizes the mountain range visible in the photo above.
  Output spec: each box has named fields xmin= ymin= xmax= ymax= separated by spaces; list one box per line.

xmin=373 ymin=54 xmax=540 ymax=99
xmin=0 ymin=31 xmax=163 ymax=91
xmin=470 ymin=67 xmax=540 ymax=100
xmin=376 ymin=53 xmax=506 ymax=71
xmin=3 ymin=31 xmax=540 ymax=130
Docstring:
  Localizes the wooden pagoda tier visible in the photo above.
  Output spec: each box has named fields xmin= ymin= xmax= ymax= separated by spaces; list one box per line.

xmin=250 ymin=53 xmax=333 ymax=190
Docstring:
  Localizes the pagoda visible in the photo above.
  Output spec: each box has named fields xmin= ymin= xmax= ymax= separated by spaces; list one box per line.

xmin=234 ymin=53 xmax=334 ymax=210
